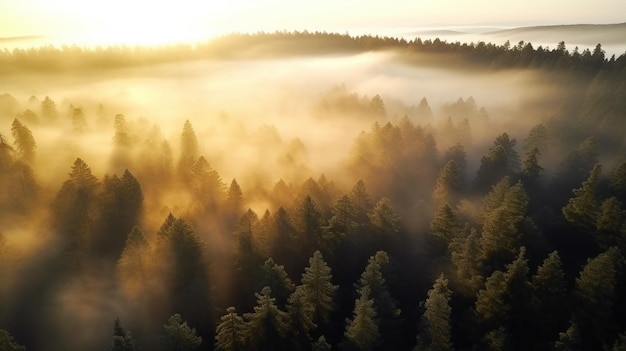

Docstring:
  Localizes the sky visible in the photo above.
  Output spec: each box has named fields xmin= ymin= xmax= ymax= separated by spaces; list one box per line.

xmin=1 ymin=0 xmax=625 ymax=45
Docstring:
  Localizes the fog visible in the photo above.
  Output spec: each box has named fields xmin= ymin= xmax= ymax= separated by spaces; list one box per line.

xmin=0 ymin=37 xmax=622 ymax=351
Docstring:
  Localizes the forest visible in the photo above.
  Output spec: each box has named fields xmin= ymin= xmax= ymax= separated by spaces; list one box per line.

xmin=1 ymin=31 xmax=626 ymax=350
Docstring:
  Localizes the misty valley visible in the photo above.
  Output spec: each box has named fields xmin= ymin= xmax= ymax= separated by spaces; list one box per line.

xmin=1 ymin=32 xmax=626 ymax=351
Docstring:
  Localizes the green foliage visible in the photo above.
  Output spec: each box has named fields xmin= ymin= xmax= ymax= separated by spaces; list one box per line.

xmin=10 ymin=119 xmax=36 ymax=162
xmin=111 ymin=318 xmax=136 ymax=351
xmin=300 ymin=250 xmax=338 ymax=325
xmin=178 ymin=120 xmax=199 ymax=178
xmin=0 ymin=329 xmax=25 ymax=351
xmin=430 ymin=204 xmax=461 ymax=242
xmin=245 ymin=287 xmax=290 ymax=351
xmin=563 ymin=163 xmax=601 ymax=229
xmin=555 ymin=321 xmax=581 ymax=351
xmin=162 ymin=314 xmax=202 ymax=351
xmin=474 ymin=133 xmax=520 ymax=191
xmin=433 ymin=160 xmax=462 ymax=207
xmin=596 ymin=197 xmax=626 ymax=250
xmin=416 ymin=274 xmax=454 ymax=351
xmin=258 ymin=258 xmax=295 ymax=308
xmin=215 ymin=307 xmax=247 ymax=351
xmin=345 ymin=287 xmax=380 ymax=351
xmin=368 ymin=197 xmax=401 ymax=235
xmin=531 ymin=251 xmax=568 ymax=338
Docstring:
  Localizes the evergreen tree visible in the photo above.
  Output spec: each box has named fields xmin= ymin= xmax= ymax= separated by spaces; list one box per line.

xmin=562 ymin=163 xmax=601 ymax=230
xmin=300 ymin=250 xmax=338 ymax=326
xmin=117 ymin=227 xmax=150 ymax=299
xmin=189 ymin=156 xmax=225 ymax=210
xmin=430 ymin=204 xmax=462 ymax=243
xmin=245 ymin=287 xmax=290 ymax=351
xmin=162 ymin=314 xmax=202 ymax=351
xmin=555 ymin=321 xmax=581 ymax=351
xmin=609 ymin=161 xmax=626 ymax=203
xmin=350 ymin=180 xmax=373 ymax=227
xmin=312 ymin=336 xmax=331 ymax=351
xmin=287 ymin=286 xmax=317 ymax=345
xmin=451 ymin=226 xmax=483 ymax=295
xmin=475 ymin=270 xmax=508 ymax=324
xmin=520 ymin=147 xmax=543 ymax=192
xmin=368 ymin=197 xmax=401 ymax=235
xmin=574 ymin=247 xmax=623 ymax=345
xmin=530 ymin=251 xmax=568 ymax=341
xmin=595 ymin=197 xmax=626 ymax=250
xmin=344 ymin=287 xmax=380 ymax=351
xmin=258 ymin=258 xmax=296 ymax=308
xmin=433 ymin=160 xmax=462 ymax=207
xmin=444 ymin=143 xmax=467 ymax=178
xmin=111 ymin=318 xmax=136 ymax=351
xmin=215 ymin=307 xmax=247 ymax=351
xmin=226 ymin=178 xmax=244 ymax=214
xmin=0 ymin=329 xmax=25 ymax=351
xmin=296 ymin=196 xmax=323 ymax=249
xmin=415 ymin=274 xmax=454 ymax=351
xmin=41 ymin=95 xmax=59 ymax=122
xmin=72 ymin=107 xmax=87 ymax=133
xmin=474 ymin=133 xmax=520 ymax=192
xmin=523 ymin=123 xmax=548 ymax=155
xmin=11 ymin=118 xmax=36 ymax=163
xmin=178 ymin=120 xmax=200 ymax=179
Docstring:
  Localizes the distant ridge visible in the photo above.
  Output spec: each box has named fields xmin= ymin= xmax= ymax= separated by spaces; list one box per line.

xmin=487 ymin=22 xmax=626 ymax=46
xmin=0 ymin=35 xmax=46 ymax=44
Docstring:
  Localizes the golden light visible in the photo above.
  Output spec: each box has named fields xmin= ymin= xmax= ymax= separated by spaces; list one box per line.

xmin=43 ymin=0 xmax=251 ymax=46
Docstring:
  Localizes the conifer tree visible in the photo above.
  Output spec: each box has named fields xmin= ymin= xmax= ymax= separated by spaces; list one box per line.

xmin=312 ymin=336 xmax=331 ymax=351
xmin=245 ymin=287 xmax=290 ymax=351
xmin=530 ymin=251 xmax=568 ymax=340
xmin=117 ymin=227 xmax=150 ymax=299
xmin=287 ymin=286 xmax=317 ymax=344
xmin=41 ymin=96 xmax=59 ymax=122
xmin=111 ymin=318 xmax=136 ymax=351
xmin=215 ymin=307 xmax=247 ymax=351
xmin=415 ymin=274 xmax=454 ymax=351
xmin=178 ymin=119 xmax=199 ymax=179
xmin=563 ymin=163 xmax=601 ymax=230
xmin=11 ymin=118 xmax=36 ymax=163
xmin=451 ymin=227 xmax=483 ymax=295
xmin=0 ymin=329 xmax=25 ymax=351
xmin=296 ymin=196 xmax=323 ymax=249
xmin=162 ymin=314 xmax=202 ymax=351
xmin=258 ymin=258 xmax=295 ymax=308
xmin=595 ymin=197 xmax=625 ymax=250
xmin=300 ymin=250 xmax=338 ymax=325
xmin=433 ymin=160 xmax=462 ymax=207
xmin=350 ymin=180 xmax=373 ymax=227
xmin=430 ymin=204 xmax=462 ymax=242
xmin=368 ymin=197 xmax=401 ymax=235
xmin=555 ymin=321 xmax=581 ymax=351
xmin=226 ymin=178 xmax=244 ymax=214
xmin=520 ymin=147 xmax=543 ymax=192
xmin=344 ymin=287 xmax=380 ymax=351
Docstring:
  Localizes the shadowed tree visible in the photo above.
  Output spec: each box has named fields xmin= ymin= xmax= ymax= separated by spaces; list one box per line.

xmin=257 ymin=258 xmax=295 ymax=309
xmin=530 ymin=251 xmax=569 ymax=345
xmin=415 ymin=274 xmax=454 ymax=351
xmin=71 ymin=107 xmax=87 ymax=133
xmin=11 ymin=119 xmax=36 ymax=163
xmin=245 ymin=287 xmax=290 ymax=351
xmin=562 ymin=163 xmax=601 ymax=231
xmin=433 ymin=160 xmax=462 ymax=207
xmin=344 ymin=287 xmax=380 ymax=351
xmin=350 ymin=180 xmax=373 ymax=228
xmin=523 ymin=123 xmax=548 ymax=155
xmin=41 ymin=96 xmax=59 ymax=122
xmin=555 ymin=321 xmax=581 ymax=351
xmin=215 ymin=307 xmax=247 ymax=351
xmin=451 ymin=226 xmax=484 ymax=295
xmin=189 ymin=156 xmax=226 ymax=211
xmin=178 ymin=120 xmax=200 ymax=180
xmin=574 ymin=247 xmax=623 ymax=346
xmin=296 ymin=196 xmax=323 ymax=250
xmin=0 ymin=329 xmax=25 ymax=351
xmin=287 ymin=285 xmax=317 ymax=348
xmin=368 ymin=197 xmax=401 ymax=235
xmin=162 ymin=314 xmax=202 ymax=351
xmin=595 ymin=197 xmax=625 ymax=250
xmin=312 ymin=336 xmax=331 ymax=351
xmin=474 ymin=133 xmax=520 ymax=192
xmin=300 ymin=250 xmax=338 ymax=327
xmin=111 ymin=318 xmax=136 ymax=351
xmin=117 ymin=226 xmax=150 ymax=300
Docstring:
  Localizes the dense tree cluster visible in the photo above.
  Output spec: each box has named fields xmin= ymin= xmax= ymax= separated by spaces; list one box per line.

xmin=1 ymin=32 xmax=626 ymax=351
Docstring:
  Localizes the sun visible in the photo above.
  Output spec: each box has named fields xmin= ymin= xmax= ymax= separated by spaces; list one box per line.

xmin=48 ymin=1 xmax=248 ymax=46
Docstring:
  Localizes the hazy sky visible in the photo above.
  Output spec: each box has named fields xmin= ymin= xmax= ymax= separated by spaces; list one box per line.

xmin=1 ymin=0 xmax=625 ymax=44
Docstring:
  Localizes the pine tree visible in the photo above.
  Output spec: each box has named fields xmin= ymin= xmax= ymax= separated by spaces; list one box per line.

xmin=111 ymin=318 xmax=136 ymax=351
xmin=178 ymin=120 xmax=200 ymax=179
xmin=430 ymin=204 xmax=462 ymax=242
xmin=520 ymin=147 xmax=543 ymax=191
xmin=189 ymin=156 xmax=225 ymax=210
xmin=344 ymin=287 xmax=380 ymax=351
xmin=312 ymin=335 xmax=331 ymax=351
xmin=11 ymin=119 xmax=36 ymax=163
xmin=350 ymin=180 xmax=373 ymax=227
xmin=41 ymin=96 xmax=59 ymax=122
xmin=117 ymin=227 xmax=150 ymax=299
xmin=416 ymin=274 xmax=454 ymax=351
xmin=530 ymin=251 xmax=568 ymax=340
xmin=563 ymin=163 xmax=601 ymax=230
xmin=0 ymin=329 xmax=25 ymax=351
xmin=300 ymin=250 xmax=338 ymax=325
xmin=433 ymin=160 xmax=462 ymax=207
xmin=287 ymin=286 xmax=316 ymax=343
xmin=368 ymin=197 xmax=401 ymax=235
xmin=258 ymin=258 xmax=295 ymax=308
xmin=215 ymin=307 xmax=247 ymax=351
xmin=574 ymin=247 xmax=623 ymax=344
xmin=555 ymin=321 xmax=581 ymax=351
xmin=162 ymin=314 xmax=202 ymax=351
xmin=451 ymin=227 xmax=483 ymax=295
xmin=595 ymin=197 xmax=625 ymax=250
xmin=296 ymin=196 xmax=323 ymax=249
xmin=523 ymin=123 xmax=548 ymax=155
xmin=226 ymin=178 xmax=244 ymax=214
xmin=245 ymin=287 xmax=290 ymax=351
